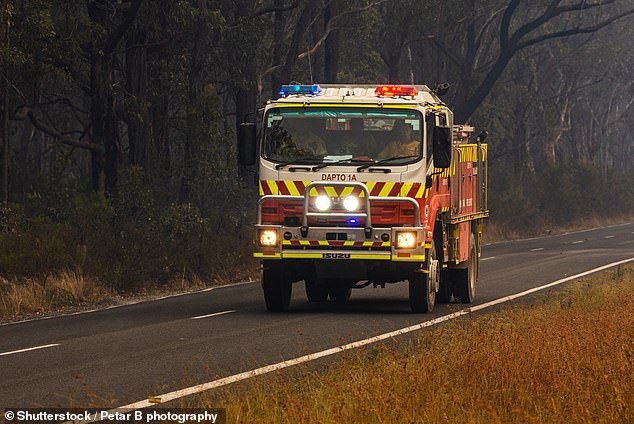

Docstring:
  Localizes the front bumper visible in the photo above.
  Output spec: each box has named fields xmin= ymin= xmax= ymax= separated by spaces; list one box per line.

xmin=254 ymin=182 xmax=428 ymax=263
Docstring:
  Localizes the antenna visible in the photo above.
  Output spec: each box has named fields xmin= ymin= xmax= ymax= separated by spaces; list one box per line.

xmin=307 ymin=46 xmax=313 ymax=84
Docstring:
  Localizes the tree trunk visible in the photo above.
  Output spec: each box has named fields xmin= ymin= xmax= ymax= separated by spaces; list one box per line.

xmin=323 ymin=2 xmax=339 ymax=83
xmin=125 ymin=20 xmax=149 ymax=171
xmin=89 ymin=50 xmax=119 ymax=193
xmin=180 ymin=0 xmax=208 ymax=202
xmin=86 ymin=0 xmax=143 ymax=193
xmin=1 ymin=0 xmax=9 ymax=203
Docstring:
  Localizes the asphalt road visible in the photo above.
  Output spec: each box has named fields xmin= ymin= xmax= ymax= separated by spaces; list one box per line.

xmin=1 ymin=222 xmax=633 ymax=408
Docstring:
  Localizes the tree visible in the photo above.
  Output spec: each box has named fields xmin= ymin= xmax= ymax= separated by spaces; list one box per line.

xmin=449 ymin=0 xmax=634 ymax=121
xmin=0 ymin=0 xmax=9 ymax=202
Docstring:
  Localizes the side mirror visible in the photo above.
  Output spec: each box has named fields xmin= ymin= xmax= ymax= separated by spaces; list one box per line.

xmin=432 ymin=126 xmax=451 ymax=168
xmin=238 ymin=123 xmax=257 ymax=166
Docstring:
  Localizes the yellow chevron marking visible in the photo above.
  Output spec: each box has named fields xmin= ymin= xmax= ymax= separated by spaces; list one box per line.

xmin=284 ymin=180 xmax=300 ymax=196
xmin=400 ymin=182 xmax=413 ymax=197
xmin=267 ymin=180 xmax=279 ymax=195
xmin=324 ymin=186 xmax=338 ymax=197
xmin=299 ymin=240 xmax=311 ymax=246
xmin=344 ymin=241 xmax=355 ymax=246
xmin=415 ymin=184 xmax=426 ymax=199
xmin=379 ymin=182 xmax=394 ymax=197
xmin=318 ymin=240 xmax=329 ymax=246
xmin=341 ymin=186 xmax=355 ymax=197
xmin=259 ymin=182 xmax=265 ymax=196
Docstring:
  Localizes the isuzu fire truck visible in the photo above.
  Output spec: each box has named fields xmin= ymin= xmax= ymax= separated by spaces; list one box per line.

xmin=238 ymin=84 xmax=488 ymax=313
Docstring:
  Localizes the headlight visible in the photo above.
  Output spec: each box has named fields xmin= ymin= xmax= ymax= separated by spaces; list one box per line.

xmin=259 ymin=229 xmax=278 ymax=246
xmin=315 ymin=195 xmax=331 ymax=211
xmin=343 ymin=195 xmax=359 ymax=211
xmin=396 ymin=231 xmax=416 ymax=248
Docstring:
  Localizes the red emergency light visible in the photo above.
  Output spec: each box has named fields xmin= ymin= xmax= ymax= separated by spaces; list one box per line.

xmin=375 ymin=85 xmax=418 ymax=97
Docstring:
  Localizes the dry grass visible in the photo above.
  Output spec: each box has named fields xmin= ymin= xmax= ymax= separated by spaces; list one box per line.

xmin=0 ymin=271 xmax=113 ymax=321
xmin=0 ymin=266 xmax=258 ymax=323
xmin=200 ymin=267 xmax=634 ymax=423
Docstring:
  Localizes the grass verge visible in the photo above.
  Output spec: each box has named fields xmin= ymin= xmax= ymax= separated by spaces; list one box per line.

xmin=0 ymin=267 xmax=259 ymax=322
xmin=199 ymin=267 xmax=633 ymax=423
xmin=0 ymin=271 xmax=115 ymax=321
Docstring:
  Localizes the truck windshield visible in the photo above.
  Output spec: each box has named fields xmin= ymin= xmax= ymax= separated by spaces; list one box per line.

xmin=262 ymin=108 xmax=423 ymax=166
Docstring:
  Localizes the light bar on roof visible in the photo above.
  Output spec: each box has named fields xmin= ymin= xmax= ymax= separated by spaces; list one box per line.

xmin=375 ymin=85 xmax=418 ymax=97
xmin=279 ymin=84 xmax=321 ymax=97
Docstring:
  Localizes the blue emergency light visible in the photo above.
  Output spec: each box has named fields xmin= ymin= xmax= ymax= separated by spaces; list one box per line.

xmin=279 ymin=84 xmax=321 ymax=97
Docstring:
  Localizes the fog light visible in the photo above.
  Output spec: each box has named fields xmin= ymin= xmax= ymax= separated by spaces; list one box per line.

xmin=396 ymin=231 xmax=416 ymax=248
xmin=259 ymin=229 xmax=278 ymax=247
xmin=343 ymin=195 xmax=359 ymax=211
xmin=315 ymin=195 xmax=331 ymax=211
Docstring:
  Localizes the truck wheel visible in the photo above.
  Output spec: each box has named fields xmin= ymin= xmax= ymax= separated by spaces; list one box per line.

xmin=436 ymin=271 xmax=452 ymax=303
xmin=262 ymin=265 xmax=292 ymax=312
xmin=451 ymin=233 xmax=477 ymax=303
xmin=409 ymin=241 xmax=438 ymax=313
xmin=327 ymin=280 xmax=352 ymax=303
xmin=305 ymin=277 xmax=329 ymax=302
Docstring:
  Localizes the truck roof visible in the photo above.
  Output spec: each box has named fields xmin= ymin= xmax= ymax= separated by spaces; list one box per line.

xmin=269 ymin=84 xmax=445 ymax=106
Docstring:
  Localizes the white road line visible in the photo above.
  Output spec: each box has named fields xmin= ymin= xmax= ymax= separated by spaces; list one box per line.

xmin=0 ymin=343 xmax=60 ymax=357
xmin=572 ymin=240 xmax=584 ymax=244
xmin=530 ymin=248 xmax=544 ymax=252
xmin=604 ymin=235 xmax=615 ymax=239
xmin=191 ymin=310 xmax=235 ymax=320
xmin=480 ymin=257 xmax=495 ymax=261
xmin=0 ymin=280 xmax=256 ymax=327
xmin=95 ymin=256 xmax=633 ymax=415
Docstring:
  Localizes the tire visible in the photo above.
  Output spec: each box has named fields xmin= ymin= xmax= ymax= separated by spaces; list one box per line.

xmin=262 ymin=265 xmax=292 ymax=312
xmin=305 ymin=277 xmax=329 ymax=303
xmin=327 ymin=280 xmax=352 ymax=303
xmin=409 ymin=241 xmax=438 ymax=313
xmin=451 ymin=233 xmax=477 ymax=303
xmin=436 ymin=270 xmax=452 ymax=303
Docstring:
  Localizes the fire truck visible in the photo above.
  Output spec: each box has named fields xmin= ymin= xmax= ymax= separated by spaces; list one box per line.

xmin=238 ymin=84 xmax=488 ymax=313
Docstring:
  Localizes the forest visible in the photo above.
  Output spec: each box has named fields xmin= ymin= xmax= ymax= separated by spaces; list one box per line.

xmin=0 ymin=0 xmax=633 ymax=291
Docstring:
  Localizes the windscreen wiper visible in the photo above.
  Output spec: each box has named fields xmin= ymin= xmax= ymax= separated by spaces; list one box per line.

xmin=274 ymin=157 xmax=323 ymax=170
xmin=356 ymin=155 xmax=419 ymax=171
xmin=311 ymin=156 xmax=374 ymax=172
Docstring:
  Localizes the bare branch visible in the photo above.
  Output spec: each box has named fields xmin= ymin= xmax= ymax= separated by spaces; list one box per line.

xmin=510 ymin=0 xmax=617 ymax=48
xmin=515 ymin=7 xmax=634 ymax=51
xmin=500 ymin=0 xmax=521 ymax=51
xmin=16 ymin=107 xmax=102 ymax=152
xmin=298 ymin=0 xmax=390 ymax=60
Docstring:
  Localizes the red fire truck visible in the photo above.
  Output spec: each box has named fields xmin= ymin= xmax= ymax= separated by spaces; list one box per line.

xmin=238 ymin=84 xmax=488 ymax=313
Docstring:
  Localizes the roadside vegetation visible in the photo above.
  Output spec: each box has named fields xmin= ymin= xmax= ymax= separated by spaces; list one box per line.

xmin=198 ymin=267 xmax=634 ymax=423
xmin=0 ymin=168 xmax=258 ymax=321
